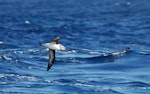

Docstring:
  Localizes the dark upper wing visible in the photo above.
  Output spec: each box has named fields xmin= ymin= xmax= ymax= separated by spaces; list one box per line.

xmin=51 ymin=36 xmax=60 ymax=44
xmin=47 ymin=49 xmax=55 ymax=71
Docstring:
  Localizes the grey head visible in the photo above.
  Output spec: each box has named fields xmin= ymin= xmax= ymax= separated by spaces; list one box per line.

xmin=51 ymin=36 xmax=60 ymax=44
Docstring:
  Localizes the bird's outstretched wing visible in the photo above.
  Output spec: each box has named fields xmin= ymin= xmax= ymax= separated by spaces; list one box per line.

xmin=47 ymin=49 xmax=55 ymax=71
xmin=51 ymin=36 xmax=60 ymax=44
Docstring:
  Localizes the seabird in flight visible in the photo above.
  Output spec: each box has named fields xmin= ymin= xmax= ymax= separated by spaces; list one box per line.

xmin=41 ymin=36 xmax=66 ymax=71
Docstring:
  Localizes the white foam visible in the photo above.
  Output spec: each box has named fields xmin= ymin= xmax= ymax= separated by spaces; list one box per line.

xmin=45 ymin=80 xmax=52 ymax=83
xmin=65 ymin=50 xmax=77 ymax=54
xmin=74 ymin=83 xmax=94 ymax=87
xmin=28 ymin=66 xmax=32 ymax=69
xmin=17 ymin=75 xmax=37 ymax=81
xmin=0 ymin=73 xmax=37 ymax=82
xmin=0 ymin=41 xmax=3 ymax=44
xmin=0 ymin=74 xmax=15 ymax=78
xmin=0 ymin=74 xmax=5 ymax=78
xmin=13 ymin=50 xmax=24 ymax=54
xmin=3 ymin=56 xmax=13 ymax=61
xmin=89 ymin=51 xmax=101 ymax=55
xmin=25 ymin=20 xmax=30 ymax=24
xmin=112 ymin=52 xmax=122 ymax=55
xmin=40 ymin=56 xmax=49 ymax=59
xmin=28 ymin=49 xmax=39 ymax=52
xmin=126 ymin=2 xmax=131 ymax=5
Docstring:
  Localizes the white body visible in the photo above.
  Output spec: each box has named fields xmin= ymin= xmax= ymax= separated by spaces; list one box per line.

xmin=42 ymin=43 xmax=66 ymax=51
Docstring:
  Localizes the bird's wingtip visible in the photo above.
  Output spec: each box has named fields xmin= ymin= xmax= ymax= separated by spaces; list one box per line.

xmin=47 ymin=64 xmax=52 ymax=71
xmin=39 ymin=42 xmax=44 ymax=46
xmin=47 ymin=67 xmax=50 ymax=71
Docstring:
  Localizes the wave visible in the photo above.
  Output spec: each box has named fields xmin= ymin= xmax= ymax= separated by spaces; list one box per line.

xmin=58 ymin=46 xmax=132 ymax=64
xmin=44 ymin=78 xmax=124 ymax=94
xmin=120 ymin=81 xmax=150 ymax=90
xmin=0 ymin=56 xmax=13 ymax=61
xmin=86 ymin=46 xmax=131 ymax=62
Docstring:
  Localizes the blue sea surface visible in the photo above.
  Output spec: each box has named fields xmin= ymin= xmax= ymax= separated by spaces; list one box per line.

xmin=0 ymin=0 xmax=150 ymax=94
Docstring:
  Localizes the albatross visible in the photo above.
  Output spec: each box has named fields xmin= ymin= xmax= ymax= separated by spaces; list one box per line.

xmin=41 ymin=36 xmax=66 ymax=71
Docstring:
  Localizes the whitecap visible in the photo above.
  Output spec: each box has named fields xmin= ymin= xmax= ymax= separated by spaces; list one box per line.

xmin=74 ymin=83 xmax=94 ymax=87
xmin=28 ymin=66 xmax=32 ymax=69
xmin=25 ymin=20 xmax=30 ymax=24
xmin=0 ymin=41 xmax=3 ymax=45
xmin=103 ymin=53 xmax=110 ymax=56
xmin=0 ymin=82 xmax=7 ymax=84
xmin=44 ymin=80 xmax=52 ymax=83
xmin=28 ymin=49 xmax=39 ymax=52
xmin=0 ymin=73 xmax=15 ymax=78
xmin=13 ymin=50 xmax=24 ymax=54
xmin=17 ymin=75 xmax=37 ymax=81
xmin=0 ymin=74 xmax=5 ymax=78
xmin=139 ymin=50 xmax=150 ymax=55
xmin=82 ymin=48 xmax=90 ymax=51
xmin=126 ymin=2 xmax=131 ymax=5
xmin=89 ymin=51 xmax=101 ymax=55
xmin=70 ymin=59 xmax=79 ymax=63
xmin=112 ymin=51 xmax=123 ymax=56
xmin=17 ymin=51 xmax=24 ymax=54
xmin=40 ymin=56 xmax=48 ymax=59
xmin=2 ymin=56 xmax=13 ymax=61
xmin=62 ymin=49 xmax=77 ymax=54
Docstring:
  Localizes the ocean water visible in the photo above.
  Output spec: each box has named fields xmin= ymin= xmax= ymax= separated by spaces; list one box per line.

xmin=0 ymin=0 xmax=150 ymax=94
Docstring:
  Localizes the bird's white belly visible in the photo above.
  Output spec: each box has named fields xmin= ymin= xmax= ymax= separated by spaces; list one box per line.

xmin=42 ymin=43 xmax=60 ymax=50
